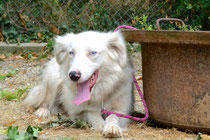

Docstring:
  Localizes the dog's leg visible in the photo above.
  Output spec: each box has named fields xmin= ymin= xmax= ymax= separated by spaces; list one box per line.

xmin=23 ymin=86 xmax=50 ymax=117
xmin=24 ymin=82 xmax=62 ymax=118
xmin=102 ymin=114 xmax=122 ymax=138
xmin=34 ymin=84 xmax=61 ymax=118
xmin=86 ymin=112 xmax=105 ymax=131
xmin=35 ymin=106 xmax=50 ymax=117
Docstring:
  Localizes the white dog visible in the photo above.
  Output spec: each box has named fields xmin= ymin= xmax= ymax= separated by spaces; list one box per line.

xmin=23 ymin=31 xmax=134 ymax=138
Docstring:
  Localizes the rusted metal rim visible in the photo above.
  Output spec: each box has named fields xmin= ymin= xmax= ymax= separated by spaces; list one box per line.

xmin=156 ymin=18 xmax=185 ymax=30
xmin=121 ymin=30 xmax=210 ymax=45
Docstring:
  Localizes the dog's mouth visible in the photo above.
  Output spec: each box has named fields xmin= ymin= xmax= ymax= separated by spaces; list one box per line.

xmin=73 ymin=71 xmax=98 ymax=106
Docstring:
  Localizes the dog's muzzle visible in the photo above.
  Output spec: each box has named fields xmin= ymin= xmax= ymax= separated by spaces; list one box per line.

xmin=72 ymin=70 xmax=99 ymax=106
xmin=69 ymin=71 xmax=81 ymax=82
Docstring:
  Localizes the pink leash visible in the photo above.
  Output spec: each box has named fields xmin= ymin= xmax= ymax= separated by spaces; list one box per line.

xmin=101 ymin=25 xmax=149 ymax=121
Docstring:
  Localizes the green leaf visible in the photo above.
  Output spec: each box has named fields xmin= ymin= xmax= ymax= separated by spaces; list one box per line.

xmin=81 ymin=19 xmax=88 ymax=24
xmin=0 ymin=90 xmax=17 ymax=100
xmin=187 ymin=4 xmax=193 ymax=9
xmin=32 ymin=127 xmax=39 ymax=137
xmin=38 ymin=54 xmax=48 ymax=59
xmin=27 ymin=54 xmax=33 ymax=59
xmin=46 ymin=40 xmax=55 ymax=52
xmin=196 ymin=132 xmax=202 ymax=140
xmin=136 ymin=45 xmax=142 ymax=52
xmin=25 ymin=126 xmax=42 ymax=139
xmin=7 ymin=126 xmax=21 ymax=140
xmin=24 ymin=126 xmax=33 ymax=139
xmin=61 ymin=22 xmax=69 ymax=29
xmin=7 ymin=126 xmax=42 ymax=140
xmin=17 ymin=88 xmax=28 ymax=98
xmin=6 ymin=70 xmax=18 ymax=77
xmin=0 ymin=75 xmax=6 ymax=80
xmin=0 ymin=88 xmax=27 ymax=101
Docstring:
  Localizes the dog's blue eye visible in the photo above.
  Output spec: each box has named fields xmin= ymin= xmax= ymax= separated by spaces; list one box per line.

xmin=89 ymin=51 xmax=97 ymax=56
xmin=69 ymin=51 xmax=74 ymax=55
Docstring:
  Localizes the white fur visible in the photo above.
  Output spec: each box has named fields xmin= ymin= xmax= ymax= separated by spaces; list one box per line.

xmin=23 ymin=31 xmax=134 ymax=138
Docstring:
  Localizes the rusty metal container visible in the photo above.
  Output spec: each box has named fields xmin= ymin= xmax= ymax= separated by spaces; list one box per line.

xmin=122 ymin=29 xmax=210 ymax=133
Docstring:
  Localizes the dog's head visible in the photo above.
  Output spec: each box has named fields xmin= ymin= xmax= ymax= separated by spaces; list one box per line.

xmin=54 ymin=31 xmax=127 ymax=105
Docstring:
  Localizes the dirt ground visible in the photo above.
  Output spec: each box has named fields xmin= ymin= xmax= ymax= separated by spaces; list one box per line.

xmin=0 ymin=53 xmax=209 ymax=140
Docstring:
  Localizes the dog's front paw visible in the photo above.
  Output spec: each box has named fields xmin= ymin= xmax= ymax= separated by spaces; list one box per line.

xmin=102 ymin=123 xmax=122 ymax=138
xmin=35 ymin=107 xmax=50 ymax=117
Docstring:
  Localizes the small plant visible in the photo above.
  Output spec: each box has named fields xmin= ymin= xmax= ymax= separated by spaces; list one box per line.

xmin=131 ymin=14 xmax=201 ymax=31
xmin=132 ymin=15 xmax=154 ymax=30
xmin=0 ymin=70 xmax=18 ymax=80
xmin=0 ymin=88 xmax=28 ymax=101
xmin=127 ymin=43 xmax=141 ymax=54
xmin=7 ymin=70 xmax=18 ymax=77
xmin=0 ymin=76 xmax=6 ymax=81
xmin=37 ymin=40 xmax=55 ymax=59
xmin=46 ymin=40 xmax=55 ymax=53
xmin=7 ymin=126 xmax=42 ymax=140
xmin=38 ymin=53 xmax=48 ymax=59
xmin=196 ymin=132 xmax=202 ymax=140
xmin=178 ymin=24 xmax=201 ymax=31
xmin=157 ymin=21 xmax=201 ymax=31
xmin=20 ymin=50 xmax=34 ymax=59
xmin=168 ymin=0 xmax=209 ymax=30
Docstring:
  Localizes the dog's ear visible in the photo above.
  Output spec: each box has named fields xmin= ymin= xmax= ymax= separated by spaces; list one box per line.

xmin=54 ymin=33 xmax=74 ymax=65
xmin=107 ymin=31 xmax=127 ymax=67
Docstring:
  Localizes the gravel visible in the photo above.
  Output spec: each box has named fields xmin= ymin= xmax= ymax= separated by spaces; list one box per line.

xmin=0 ymin=60 xmax=46 ymax=92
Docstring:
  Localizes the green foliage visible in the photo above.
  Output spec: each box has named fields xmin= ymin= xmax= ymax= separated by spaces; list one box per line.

xmin=0 ymin=0 xmax=208 ymax=44
xmin=24 ymin=126 xmax=42 ymax=139
xmin=61 ymin=1 xmax=121 ymax=33
xmin=132 ymin=15 xmax=201 ymax=31
xmin=20 ymin=50 xmax=32 ymax=59
xmin=7 ymin=126 xmax=22 ymax=140
xmin=7 ymin=126 xmax=42 ymax=140
xmin=0 ymin=75 xmax=6 ymax=80
xmin=38 ymin=53 xmax=48 ymax=59
xmin=133 ymin=15 xmax=154 ymax=30
xmin=127 ymin=43 xmax=141 ymax=54
xmin=46 ymin=40 xmax=55 ymax=53
xmin=159 ymin=21 xmax=201 ymax=31
xmin=0 ymin=88 xmax=28 ymax=101
xmin=38 ymin=40 xmax=55 ymax=56
xmin=168 ymin=0 xmax=210 ymax=30
xmin=0 ymin=1 xmax=121 ymax=43
xmin=196 ymin=132 xmax=202 ymax=140
xmin=0 ymin=70 xmax=18 ymax=81
xmin=7 ymin=70 xmax=18 ymax=77
xmin=178 ymin=25 xmax=200 ymax=31
xmin=0 ymin=1 xmax=54 ymax=43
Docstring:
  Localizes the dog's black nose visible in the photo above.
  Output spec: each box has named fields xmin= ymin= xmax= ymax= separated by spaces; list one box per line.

xmin=69 ymin=71 xmax=81 ymax=82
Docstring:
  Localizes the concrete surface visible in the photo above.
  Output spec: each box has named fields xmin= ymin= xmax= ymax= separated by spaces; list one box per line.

xmin=0 ymin=43 xmax=47 ymax=53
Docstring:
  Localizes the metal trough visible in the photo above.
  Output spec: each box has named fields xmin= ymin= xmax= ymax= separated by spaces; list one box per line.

xmin=122 ymin=29 xmax=210 ymax=133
